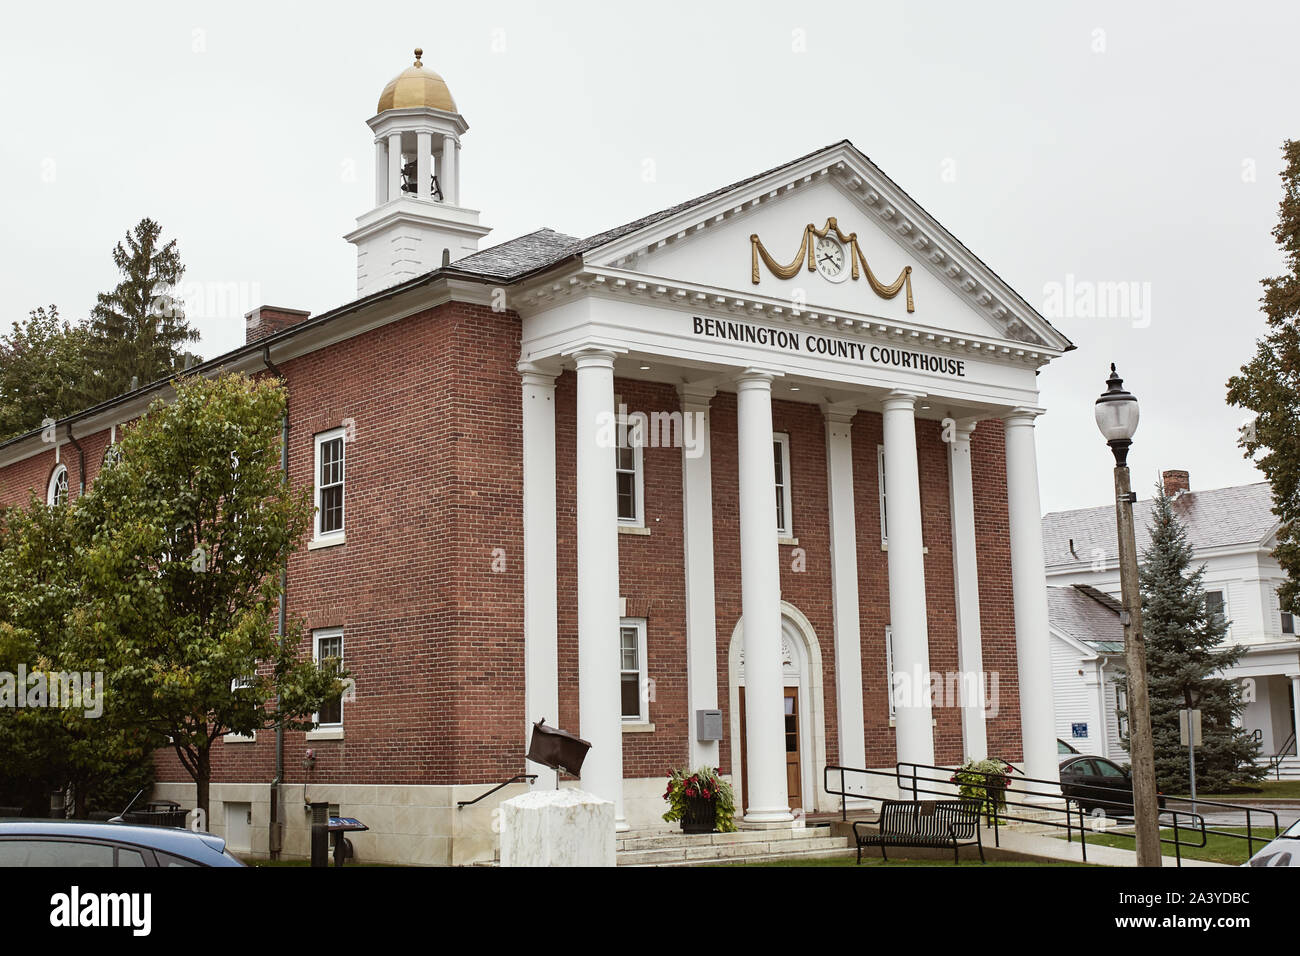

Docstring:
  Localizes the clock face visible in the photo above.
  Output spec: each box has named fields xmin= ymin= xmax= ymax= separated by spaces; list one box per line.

xmin=814 ymin=235 xmax=848 ymax=282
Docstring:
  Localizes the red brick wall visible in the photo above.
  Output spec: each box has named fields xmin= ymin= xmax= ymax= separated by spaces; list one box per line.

xmin=0 ymin=303 xmax=1027 ymax=790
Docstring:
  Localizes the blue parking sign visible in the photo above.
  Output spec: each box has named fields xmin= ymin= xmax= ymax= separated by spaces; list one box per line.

xmin=1071 ymin=722 xmax=1088 ymax=738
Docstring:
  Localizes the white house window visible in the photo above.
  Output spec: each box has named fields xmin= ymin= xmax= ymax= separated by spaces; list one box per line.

xmin=877 ymin=446 xmax=888 ymax=546
xmin=773 ymin=433 xmax=793 ymax=537
xmin=885 ymin=626 xmax=896 ymax=718
xmin=615 ymin=437 xmax=643 ymax=526
xmin=314 ymin=429 xmax=346 ymax=544
xmin=313 ymin=629 xmax=344 ymax=727
xmin=47 ymin=464 xmax=69 ymax=507
xmin=620 ymin=619 xmax=648 ymax=722
xmin=1116 ymin=685 xmax=1129 ymax=740
xmin=1278 ymin=590 xmax=1294 ymax=635
xmin=1205 ymin=589 xmax=1226 ymax=626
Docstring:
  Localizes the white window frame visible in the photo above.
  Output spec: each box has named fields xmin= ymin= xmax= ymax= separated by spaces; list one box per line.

xmin=615 ymin=405 xmax=645 ymax=528
xmin=1205 ymin=588 xmax=1227 ymax=632
xmin=619 ymin=618 xmax=648 ymax=723
xmin=773 ymin=433 xmax=793 ymax=538
xmin=312 ymin=428 xmax=346 ymax=548
xmin=885 ymin=625 xmax=896 ymax=718
xmin=877 ymin=445 xmax=889 ymax=548
xmin=1277 ymin=587 xmax=1294 ymax=635
xmin=310 ymin=628 xmax=345 ymax=735
xmin=47 ymin=463 xmax=69 ymax=507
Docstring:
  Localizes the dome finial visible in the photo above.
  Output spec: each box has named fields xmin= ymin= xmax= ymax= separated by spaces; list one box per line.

xmin=413 ymin=47 xmax=423 ymax=67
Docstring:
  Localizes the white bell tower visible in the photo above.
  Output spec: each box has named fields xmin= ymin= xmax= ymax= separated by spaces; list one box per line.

xmin=345 ymin=48 xmax=491 ymax=297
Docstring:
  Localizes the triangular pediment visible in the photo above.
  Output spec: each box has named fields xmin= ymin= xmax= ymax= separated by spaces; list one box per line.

xmin=580 ymin=142 xmax=1071 ymax=351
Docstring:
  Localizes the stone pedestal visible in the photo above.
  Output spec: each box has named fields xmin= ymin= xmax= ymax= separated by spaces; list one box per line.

xmin=499 ymin=789 xmax=616 ymax=867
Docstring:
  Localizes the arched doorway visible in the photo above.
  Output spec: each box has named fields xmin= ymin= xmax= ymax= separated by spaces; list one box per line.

xmin=727 ymin=602 xmax=828 ymax=815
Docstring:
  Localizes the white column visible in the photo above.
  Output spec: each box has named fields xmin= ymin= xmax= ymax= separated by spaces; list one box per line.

xmin=386 ymin=132 xmax=402 ymax=202
xmin=520 ymin=363 xmax=558 ymax=790
xmin=824 ymin=404 xmax=867 ymax=774
xmin=948 ymin=419 xmax=988 ymax=761
xmin=416 ymin=131 xmax=432 ymax=200
xmin=679 ymin=383 xmax=720 ymax=769
xmin=1290 ymin=675 xmax=1300 ymax=751
xmin=1003 ymin=408 xmax=1059 ymax=784
xmin=736 ymin=369 xmax=791 ymax=824
xmin=373 ymin=139 xmax=387 ymax=206
xmin=574 ymin=349 xmax=625 ymax=828
xmin=441 ymin=134 xmax=458 ymax=204
xmin=882 ymin=390 xmax=935 ymax=767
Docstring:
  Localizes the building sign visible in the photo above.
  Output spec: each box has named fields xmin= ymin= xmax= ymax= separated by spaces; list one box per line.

xmin=1071 ymin=722 xmax=1088 ymax=739
xmin=691 ymin=316 xmax=967 ymax=378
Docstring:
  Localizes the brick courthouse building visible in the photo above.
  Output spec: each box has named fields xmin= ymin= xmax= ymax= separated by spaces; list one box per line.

xmin=0 ymin=51 xmax=1073 ymax=863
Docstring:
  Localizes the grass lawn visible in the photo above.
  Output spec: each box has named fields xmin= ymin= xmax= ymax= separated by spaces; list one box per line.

xmin=1060 ymin=826 xmax=1273 ymax=865
xmin=1172 ymin=779 xmax=1300 ymax=800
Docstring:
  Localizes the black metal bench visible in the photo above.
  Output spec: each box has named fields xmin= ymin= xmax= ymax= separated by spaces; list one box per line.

xmin=853 ymin=798 xmax=985 ymax=864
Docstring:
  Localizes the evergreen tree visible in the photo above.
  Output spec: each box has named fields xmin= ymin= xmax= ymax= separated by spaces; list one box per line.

xmin=1132 ymin=485 xmax=1263 ymax=792
xmin=86 ymin=218 xmax=200 ymax=403
xmin=1228 ymin=139 xmax=1300 ymax=612
xmin=0 ymin=306 xmax=94 ymax=442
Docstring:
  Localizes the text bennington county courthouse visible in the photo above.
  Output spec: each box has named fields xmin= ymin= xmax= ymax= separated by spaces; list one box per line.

xmin=0 ymin=50 xmax=1075 ymax=865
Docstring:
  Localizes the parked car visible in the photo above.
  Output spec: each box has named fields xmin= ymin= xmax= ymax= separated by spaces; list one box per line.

xmin=1059 ymin=755 xmax=1166 ymax=816
xmin=1058 ymin=738 xmax=1080 ymax=754
xmin=1244 ymin=817 xmax=1300 ymax=866
xmin=0 ymin=820 xmax=245 ymax=867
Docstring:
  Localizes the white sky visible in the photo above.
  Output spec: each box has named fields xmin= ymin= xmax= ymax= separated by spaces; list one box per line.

xmin=1 ymin=1 xmax=1294 ymax=513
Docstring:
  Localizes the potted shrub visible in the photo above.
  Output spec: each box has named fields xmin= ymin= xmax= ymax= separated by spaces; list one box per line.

xmin=950 ymin=757 xmax=1015 ymax=825
xmin=661 ymin=766 xmax=738 ymax=833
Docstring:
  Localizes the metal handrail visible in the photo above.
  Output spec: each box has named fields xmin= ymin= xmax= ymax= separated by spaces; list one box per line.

xmin=825 ymin=762 xmax=1276 ymax=865
xmin=1267 ymin=731 xmax=1297 ymax=780
xmin=455 ymin=774 xmax=537 ymax=809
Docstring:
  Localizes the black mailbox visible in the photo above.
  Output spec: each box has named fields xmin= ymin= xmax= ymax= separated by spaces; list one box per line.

xmin=526 ymin=719 xmax=591 ymax=776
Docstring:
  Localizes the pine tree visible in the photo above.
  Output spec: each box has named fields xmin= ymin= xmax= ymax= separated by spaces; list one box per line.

xmin=1227 ymin=139 xmax=1300 ymax=612
xmin=1133 ymin=485 xmax=1263 ymax=792
xmin=86 ymin=218 xmax=200 ymax=403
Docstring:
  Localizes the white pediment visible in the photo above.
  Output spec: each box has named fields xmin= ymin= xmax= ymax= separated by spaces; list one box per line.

xmin=581 ymin=143 xmax=1069 ymax=353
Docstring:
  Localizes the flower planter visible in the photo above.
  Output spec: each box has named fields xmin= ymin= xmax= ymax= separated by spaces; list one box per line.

xmin=680 ymin=796 xmax=717 ymax=834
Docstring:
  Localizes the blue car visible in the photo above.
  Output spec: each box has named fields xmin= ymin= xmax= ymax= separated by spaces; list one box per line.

xmin=0 ymin=820 xmax=245 ymax=867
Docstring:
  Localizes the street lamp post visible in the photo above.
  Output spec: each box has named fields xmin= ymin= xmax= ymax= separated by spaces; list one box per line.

xmin=1095 ymin=363 xmax=1162 ymax=868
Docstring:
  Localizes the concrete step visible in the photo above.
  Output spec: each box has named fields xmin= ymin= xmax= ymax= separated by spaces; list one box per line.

xmin=616 ymin=824 xmax=833 ymax=852
xmin=625 ymin=843 xmax=860 ymax=867
xmin=617 ymin=831 xmax=851 ymax=866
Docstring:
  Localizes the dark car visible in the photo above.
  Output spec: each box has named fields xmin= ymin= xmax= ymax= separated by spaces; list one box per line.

xmin=1057 ymin=738 xmax=1080 ymax=755
xmin=1059 ymin=755 xmax=1166 ymax=816
xmin=0 ymin=820 xmax=244 ymax=867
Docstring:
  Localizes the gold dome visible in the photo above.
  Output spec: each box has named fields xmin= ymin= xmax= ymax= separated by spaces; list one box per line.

xmin=376 ymin=48 xmax=457 ymax=113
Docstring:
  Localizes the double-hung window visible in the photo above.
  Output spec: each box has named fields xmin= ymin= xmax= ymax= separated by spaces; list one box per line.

xmin=1205 ymin=589 xmax=1226 ymax=627
xmin=615 ymin=406 xmax=644 ymax=527
xmin=314 ymin=429 xmax=346 ymax=545
xmin=773 ymin=433 xmax=793 ymax=538
xmin=620 ymin=619 xmax=648 ymax=722
xmin=313 ymin=628 xmax=344 ymax=728
xmin=877 ymin=446 xmax=889 ymax=547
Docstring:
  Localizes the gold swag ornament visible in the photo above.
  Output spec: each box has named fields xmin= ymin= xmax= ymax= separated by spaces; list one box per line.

xmin=750 ymin=217 xmax=915 ymax=312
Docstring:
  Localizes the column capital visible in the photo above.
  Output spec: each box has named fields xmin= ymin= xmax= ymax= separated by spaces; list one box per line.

xmin=677 ymin=381 xmax=717 ymax=408
xmin=882 ymin=388 xmax=926 ymax=412
xmin=735 ymin=367 xmax=782 ymax=390
xmin=822 ymin=401 xmax=859 ymax=426
xmin=517 ymin=360 xmax=559 ymax=387
xmin=563 ymin=345 xmax=624 ymax=369
xmin=949 ymin=417 xmax=980 ymax=442
xmin=1002 ymin=405 xmax=1046 ymax=425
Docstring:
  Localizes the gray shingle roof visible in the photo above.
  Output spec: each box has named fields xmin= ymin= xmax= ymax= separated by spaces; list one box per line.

xmin=1042 ymin=482 xmax=1277 ymax=570
xmin=1048 ymin=585 xmax=1125 ymax=653
xmin=452 ymin=227 xmax=583 ymax=280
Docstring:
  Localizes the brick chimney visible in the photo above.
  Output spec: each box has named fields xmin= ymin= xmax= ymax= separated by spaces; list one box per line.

xmin=245 ymin=305 xmax=311 ymax=344
xmin=1162 ymin=469 xmax=1190 ymax=497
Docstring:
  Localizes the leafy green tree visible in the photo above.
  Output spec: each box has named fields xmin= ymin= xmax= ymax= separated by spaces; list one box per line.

xmin=0 ymin=306 xmax=94 ymax=442
xmin=86 ymin=218 xmax=200 ymax=403
xmin=1129 ymin=486 xmax=1263 ymax=792
xmin=1228 ymin=139 xmax=1300 ymax=612
xmin=72 ymin=373 xmax=341 ymax=817
xmin=0 ymin=496 xmax=158 ymax=816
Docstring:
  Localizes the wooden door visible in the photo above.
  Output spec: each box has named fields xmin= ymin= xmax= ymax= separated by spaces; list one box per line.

xmin=738 ymin=686 xmax=802 ymax=813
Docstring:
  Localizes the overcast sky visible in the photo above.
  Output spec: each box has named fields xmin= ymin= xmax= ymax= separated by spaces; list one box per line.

xmin=1 ymin=1 xmax=1294 ymax=514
